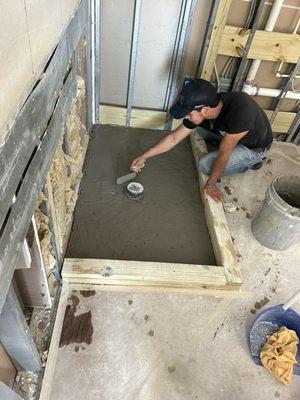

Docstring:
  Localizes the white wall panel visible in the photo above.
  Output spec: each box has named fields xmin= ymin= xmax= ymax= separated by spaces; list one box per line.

xmin=25 ymin=0 xmax=63 ymax=72
xmin=99 ymin=0 xmax=211 ymax=111
xmin=133 ymin=0 xmax=182 ymax=110
xmin=99 ymin=0 xmax=134 ymax=106
xmin=181 ymin=0 xmax=213 ymax=82
xmin=60 ymin=0 xmax=80 ymax=26
xmin=0 ymin=0 xmax=33 ymax=143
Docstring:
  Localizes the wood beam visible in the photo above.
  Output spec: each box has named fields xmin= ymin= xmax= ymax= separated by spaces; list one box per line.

xmin=63 ymin=258 xmax=229 ymax=289
xmin=264 ymin=110 xmax=296 ymax=133
xmin=100 ymin=105 xmax=295 ymax=134
xmin=200 ymin=0 xmax=233 ymax=80
xmin=219 ymin=25 xmax=300 ymax=63
xmin=190 ymin=133 xmax=241 ymax=285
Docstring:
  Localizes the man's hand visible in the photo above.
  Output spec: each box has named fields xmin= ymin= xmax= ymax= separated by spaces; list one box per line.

xmin=204 ymin=185 xmax=224 ymax=202
xmin=131 ymin=156 xmax=146 ymax=172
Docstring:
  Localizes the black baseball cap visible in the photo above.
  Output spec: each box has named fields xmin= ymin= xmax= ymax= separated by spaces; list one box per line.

xmin=169 ymin=79 xmax=218 ymax=119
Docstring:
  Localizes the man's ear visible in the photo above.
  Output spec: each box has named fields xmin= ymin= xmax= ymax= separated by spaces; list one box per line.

xmin=201 ymin=106 xmax=210 ymax=117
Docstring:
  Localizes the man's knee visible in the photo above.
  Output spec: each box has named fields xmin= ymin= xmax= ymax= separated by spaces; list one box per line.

xmin=198 ymin=154 xmax=212 ymax=176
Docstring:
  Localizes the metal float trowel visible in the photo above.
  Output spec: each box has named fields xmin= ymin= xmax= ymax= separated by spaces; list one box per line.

xmin=117 ymin=172 xmax=137 ymax=185
xmin=117 ymin=162 xmax=145 ymax=185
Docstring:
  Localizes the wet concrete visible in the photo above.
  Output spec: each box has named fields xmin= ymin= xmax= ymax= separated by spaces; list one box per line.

xmin=59 ymin=294 xmax=93 ymax=348
xmin=67 ymin=125 xmax=215 ymax=265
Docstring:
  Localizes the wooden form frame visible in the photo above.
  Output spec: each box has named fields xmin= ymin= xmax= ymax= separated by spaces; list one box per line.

xmin=200 ymin=0 xmax=233 ymax=80
xmin=96 ymin=105 xmax=242 ymax=289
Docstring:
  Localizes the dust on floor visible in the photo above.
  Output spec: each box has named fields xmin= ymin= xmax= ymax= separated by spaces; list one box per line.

xmin=48 ymin=141 xmax=300 ymax=400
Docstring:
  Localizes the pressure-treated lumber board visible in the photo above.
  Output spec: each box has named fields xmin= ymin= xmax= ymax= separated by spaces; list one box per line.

xmin=63 ymin=258 xmax=228 ymax=289
xmin=264 ymin=110 xmax=296 ymax=133
xmin=190 ymin=132 xmax=242 ymax=286
xmin=100 ymin=105 xmax=182 ymax=131
xmin=201 ymin=0 xmax=233 ymax=80
xmin=100 ymin=105 xmax=294 ymax=134
xmin=99 ymin=105 xmax=127 ymax=126
xmin=219 ymin=25 xmax=300 ymax=63
xmin=0 ymin=73 xmax=77 ymax=315
xmin=67 ymin=282 xmax=249 ymax=298
xmin=131 ymin=108 xmax=166 ymax=130
xmin=39 ymin=285 xmax=69 ymax=400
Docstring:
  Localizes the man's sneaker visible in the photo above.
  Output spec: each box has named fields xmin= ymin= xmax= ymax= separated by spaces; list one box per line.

xmin=250 ymin=161 xmax=263 ymax=170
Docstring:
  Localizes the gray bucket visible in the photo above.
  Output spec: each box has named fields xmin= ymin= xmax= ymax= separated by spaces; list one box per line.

xmin=251 ymin=175 xmax=300 ymax=250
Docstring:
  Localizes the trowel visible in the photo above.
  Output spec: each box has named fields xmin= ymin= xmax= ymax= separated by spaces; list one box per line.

xmin=117 ymin=172 xmax=137 ymax=185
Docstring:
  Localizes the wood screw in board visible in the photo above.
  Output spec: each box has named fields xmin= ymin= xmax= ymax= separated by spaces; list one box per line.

xmin=102 ymin=266 xmax=113 ymax=277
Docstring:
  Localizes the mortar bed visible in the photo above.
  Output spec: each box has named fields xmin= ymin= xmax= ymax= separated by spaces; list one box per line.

xmin=66 ymin=125 xmax=216 ymax=265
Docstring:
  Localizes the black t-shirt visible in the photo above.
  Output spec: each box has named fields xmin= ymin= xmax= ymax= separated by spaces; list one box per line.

xmin=183 ymin=92 xmax=273 ymax=149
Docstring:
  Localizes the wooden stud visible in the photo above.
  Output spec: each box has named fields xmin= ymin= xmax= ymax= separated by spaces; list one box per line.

xmin=219 ymin=25 xmax=300 ymax=63
xmin=200 ymin=0 xmax=233 ymax=81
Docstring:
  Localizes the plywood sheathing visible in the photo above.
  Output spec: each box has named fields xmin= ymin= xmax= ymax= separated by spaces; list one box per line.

xmin=49 ymin=75 xmax=89 ymax=256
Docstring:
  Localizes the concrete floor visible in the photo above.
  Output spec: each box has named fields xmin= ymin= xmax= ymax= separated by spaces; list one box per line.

xmin=50 ymin=141 xmax=300 ymax=400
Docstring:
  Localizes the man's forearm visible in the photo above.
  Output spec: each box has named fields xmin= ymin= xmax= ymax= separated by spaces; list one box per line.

xmin=142 ymin=131 xmax=186 ymax=160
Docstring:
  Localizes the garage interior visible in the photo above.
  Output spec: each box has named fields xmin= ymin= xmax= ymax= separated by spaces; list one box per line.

xmin=0 ymin=0 xmax=300 ymax=399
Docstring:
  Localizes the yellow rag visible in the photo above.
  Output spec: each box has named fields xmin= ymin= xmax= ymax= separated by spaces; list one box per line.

xmin=260 ymin=326 xmax=299 ymax=385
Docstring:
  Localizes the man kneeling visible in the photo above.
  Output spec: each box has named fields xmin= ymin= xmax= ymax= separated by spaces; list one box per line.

xmin=131 ymin=79 xmax=273 ymax=202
